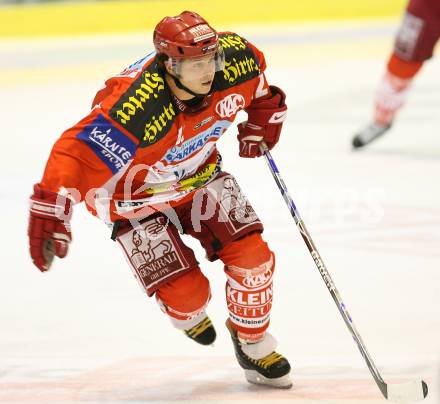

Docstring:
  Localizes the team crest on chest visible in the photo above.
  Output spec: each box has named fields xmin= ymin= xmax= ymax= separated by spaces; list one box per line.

xmin=215 ymin=94 xmax=245 ymax=118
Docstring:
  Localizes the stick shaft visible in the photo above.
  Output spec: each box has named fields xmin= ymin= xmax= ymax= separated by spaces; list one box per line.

xmin=260 ymin=144 xmax=387 ymax=397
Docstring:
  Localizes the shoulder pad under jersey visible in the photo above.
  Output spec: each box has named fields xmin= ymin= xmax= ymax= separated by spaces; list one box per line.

xmin=214 ymin=33 xmax=262 ymax=91
xmin=109 ymin=55 xmax=180 ymax=148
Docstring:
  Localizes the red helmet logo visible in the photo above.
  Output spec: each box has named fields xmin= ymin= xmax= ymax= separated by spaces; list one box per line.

xmin=153 ymin=11 xmax=219 ymax=59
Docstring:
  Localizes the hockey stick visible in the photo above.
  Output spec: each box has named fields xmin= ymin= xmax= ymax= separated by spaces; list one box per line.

xmin=259 ymin=142 xmax=428 ymax=403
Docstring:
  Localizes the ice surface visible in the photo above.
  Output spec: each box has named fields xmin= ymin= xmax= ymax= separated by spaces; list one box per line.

xmin=0 ymin=21 xmax=439 ymax=403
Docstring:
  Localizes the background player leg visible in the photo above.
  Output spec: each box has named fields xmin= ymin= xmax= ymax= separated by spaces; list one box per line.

xmin=353 ymin=0 xmax=439 ymax=148
xmin=352 ymin=56 xmax=422 ymax=148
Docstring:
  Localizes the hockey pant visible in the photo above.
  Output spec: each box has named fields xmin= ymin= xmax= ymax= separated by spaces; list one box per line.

xmin=116 ymin=173 xmax=274 ymax=338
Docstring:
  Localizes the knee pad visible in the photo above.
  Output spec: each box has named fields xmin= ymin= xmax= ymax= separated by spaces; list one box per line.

xmin=219 ymin=233 xmax=275 ymax=341
xmin=156 ymin=267 xmax=211 ymax=326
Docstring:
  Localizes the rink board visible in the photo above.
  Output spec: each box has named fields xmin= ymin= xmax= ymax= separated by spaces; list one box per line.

xmin=0 ymin=0 xmax=406 ymax=38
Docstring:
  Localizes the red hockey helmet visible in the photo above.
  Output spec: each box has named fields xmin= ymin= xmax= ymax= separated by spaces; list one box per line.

xmin=153 ymin=11 xmax=220 ymax=59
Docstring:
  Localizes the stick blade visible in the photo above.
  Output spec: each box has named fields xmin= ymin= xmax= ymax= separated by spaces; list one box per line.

xmin=386 ymin=380 xmax=428 ymax=403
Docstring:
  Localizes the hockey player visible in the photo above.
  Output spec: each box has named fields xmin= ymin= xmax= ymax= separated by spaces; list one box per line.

xmin=352 ymin=0 xmax=440 ymax=148
xmin=27 ymin=11 xmax=292 ymax=388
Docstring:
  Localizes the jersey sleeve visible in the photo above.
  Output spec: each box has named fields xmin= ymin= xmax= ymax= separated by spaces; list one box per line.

xmin=245 ymin=40 xmax=267 ymax=73
xmin=217 ymin=32 xmax=272 ymax=102
xmin=40 ymin=109 xmax=138 ymax=202
xmin=244 ymin=39 xmax=273 ymax=101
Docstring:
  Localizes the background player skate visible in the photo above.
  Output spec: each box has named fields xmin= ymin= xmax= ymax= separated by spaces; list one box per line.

xmin=352 ymin=0 xmax=440 ymax=148
xmin=27 ymin=11 xmax=291 ymax=388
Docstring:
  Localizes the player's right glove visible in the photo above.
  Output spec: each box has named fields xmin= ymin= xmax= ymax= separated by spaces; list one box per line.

xmin=28 ymin=184 xmax=72 ymax=272
xmin=237 ymin=85 xmax=287 ymax=158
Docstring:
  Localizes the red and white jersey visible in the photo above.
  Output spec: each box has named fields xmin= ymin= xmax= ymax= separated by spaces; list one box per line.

xmin=40 ymin=32 xmax=271 ymax=223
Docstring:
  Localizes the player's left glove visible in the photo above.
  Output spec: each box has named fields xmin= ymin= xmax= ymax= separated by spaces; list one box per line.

xmin=237 ymin=85 xmax=287 ymax=158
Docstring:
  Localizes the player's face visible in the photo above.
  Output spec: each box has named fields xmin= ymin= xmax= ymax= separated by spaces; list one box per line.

xmin=178 ymin=54 xmax=216 ymax=94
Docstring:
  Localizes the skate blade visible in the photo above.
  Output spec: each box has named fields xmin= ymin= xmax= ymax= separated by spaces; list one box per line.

xmin=244 ymin=369 xmax=292 ymax=389
xmin=352 ymin=123 xmax=391 ymax=148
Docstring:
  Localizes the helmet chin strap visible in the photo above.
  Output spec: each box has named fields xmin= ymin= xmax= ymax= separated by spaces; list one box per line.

xmin=168 ymin=73 xmax=210 ymax=98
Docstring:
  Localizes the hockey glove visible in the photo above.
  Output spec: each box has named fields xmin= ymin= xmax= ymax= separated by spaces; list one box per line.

xmin=237 ymin=85 xmax=287 ymax=158
xmin=28 ymin=184 xmax=72 ymax=272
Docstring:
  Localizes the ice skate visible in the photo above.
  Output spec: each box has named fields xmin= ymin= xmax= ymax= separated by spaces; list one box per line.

xmin=184 ymin=316 xmax=216 ymax=345
xmin=352 ymin=122 xmax=392 ymax=148
xmin=226 ymin=320 xmax=292 ymax=389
